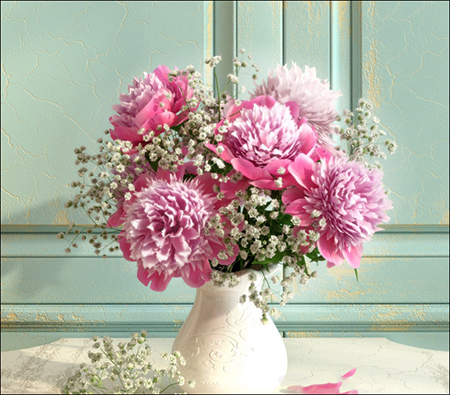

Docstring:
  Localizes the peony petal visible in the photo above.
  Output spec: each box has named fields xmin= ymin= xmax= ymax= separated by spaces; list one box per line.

xmin=342 ymin=368 xmax=357 ymax=379
xmin=263 ymin=159 xmax=293 ymax=176
xmin=109 ymin=122 xmax=141 ymax=142
xmin=285 ymin=100 xmax=300 ymax=121
xmin=243 ymin=95 xmax=277 ymax=110
xmin=301 ymin=382 xmax=343 ymax=394
xmin=182 ymin=261 xmax=211 ymax=288
xmin=284 ymin=200 xmax=307 ymax=215
xmin=318 ymin=235 xmax=345 ymax=266
xmin=288 ymin=154 xmax=317 ymax=190
xmin=218 ymin=144 xmax=235 ymax=163
xmin=137 ymin=263 xmax=151 ymax=287
xmin=134 ymin=173 xmax=154 ymax=191
xmin=298 ymin=122 xmax=317 ymax=155
xmin=231 ymin=158 xmax=271 ymax=181
xmin=118 ymin=233 xmax=133 ymax=262
xmin=134 ymin=88 xmax=174 ymax=128
xmin=221 ymin=178 xmax=250 ymax=199
xmin=153 ymin=65 xmax=171 ymax=82
xmin=148 ymin=270 xmax=173 ymax=292
xmin=107 ymin=208 xmax=125 ymax=228
xmin=280 ymin=173 xmax=298 ymax=189
xmin=282 ymin=187 xmax=306 ymax=205
xmin=205 ymin=142 xmax=218 ymax=155
xmin=140 ymin=111 xmax=177 ymax=134
xmin=343 ymin=243 xmax=363 ymax=269
xmin=250 ymin=179 xmax=279 ymax=190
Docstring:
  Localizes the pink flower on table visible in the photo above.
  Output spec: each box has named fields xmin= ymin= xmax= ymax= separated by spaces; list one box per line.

xmin=117 ymin=167 xmax=238 ymax=291
xmin=251 ymin=64 xmax=341 ymax=154
xmin=206 ymin=95 xmax=317 ymax=191
xmin=109 ymin=66 xmax=195 ymax=145
xmin=282 ymin=154 xmax=392 ymax=268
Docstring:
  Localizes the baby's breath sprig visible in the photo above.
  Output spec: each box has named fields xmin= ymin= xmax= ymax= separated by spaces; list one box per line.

xmin=336 ymin=98 xmax=397 ymax=169
xmin=62 ymin=331 xmax=193 ymax=394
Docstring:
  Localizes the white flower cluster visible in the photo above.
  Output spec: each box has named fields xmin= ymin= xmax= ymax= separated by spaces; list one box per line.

xmin=337 ymin=99 xmax=397 ymax=169
xmin=62 ymin=331 xmax=194 ymax=394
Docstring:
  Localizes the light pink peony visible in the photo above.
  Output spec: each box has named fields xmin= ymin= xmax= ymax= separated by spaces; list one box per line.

xmin=252 ymin=64 xmax=341 ymax=153
xmin=118 ymin=168 xmax=238 ymax=291
xmin=283 ymin=154 xmax=392 ymax=268
xmin=109 ymin=66 xmax=194 ymax=144
xmin=207 ymin=95 xmax=317 ymax=191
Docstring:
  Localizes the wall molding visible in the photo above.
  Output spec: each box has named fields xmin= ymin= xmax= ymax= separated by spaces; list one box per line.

xmin=2 ymin=304 xmax=448 ymax=333
xmin=2 ymin=225 xmax=448 ymax=259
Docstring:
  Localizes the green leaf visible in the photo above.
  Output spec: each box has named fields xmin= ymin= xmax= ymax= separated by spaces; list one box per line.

xmin=255 ymin=250 xmax=285 ymax=266
xmin=183 ymin=173 xmax=196 ymax=181
xmin=144 ymin=152 xmax=159 ymax=173
xmin=306 ymin=247 xmax=326 ymax=263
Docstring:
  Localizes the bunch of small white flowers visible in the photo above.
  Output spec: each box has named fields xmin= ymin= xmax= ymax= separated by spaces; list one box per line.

xmin=210 ymin=271 xmax=239 ymax=287
xmin=337 ymin=98 xmax=397 ymax=169
xmin=62 ymin=331 xmax=194 ymax=394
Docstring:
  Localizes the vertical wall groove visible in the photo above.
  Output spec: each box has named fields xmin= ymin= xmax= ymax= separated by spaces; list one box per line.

xmin=350 ymin=1 xmax=362 ymax=109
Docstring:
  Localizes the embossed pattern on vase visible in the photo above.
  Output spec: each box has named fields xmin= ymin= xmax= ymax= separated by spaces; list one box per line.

xmin=172 ymin=268 xmax=287 ymax=394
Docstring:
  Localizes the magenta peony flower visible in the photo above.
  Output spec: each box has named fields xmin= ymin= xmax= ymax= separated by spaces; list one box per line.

xmin=282 ymin=154 xmax=392 ymax=268
xmin=206 ymin=95 xmax=317 ymax=191
xmin=118 ymin=168 xmax=238 ymax=291
xmin=109 ymin=66 xmax=194 ymax=144
xmin=251 ymin=64 xmax=341 ymax=153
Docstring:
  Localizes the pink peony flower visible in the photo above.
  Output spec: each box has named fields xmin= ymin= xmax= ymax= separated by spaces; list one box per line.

xmin=283 ymin=155 xmax=392 ymax=268
xmin=251 ymin=64 xmax=341 ymax=153
xmin=206 ymin=95 xmax=317 ymax=191
xmin=109 ymin=66 xmax=194 ymax=144
xmin=118 ymin=168 xmax=238 ymax=291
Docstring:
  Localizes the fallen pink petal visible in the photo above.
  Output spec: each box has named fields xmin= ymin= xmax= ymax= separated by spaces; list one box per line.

xmin=342 ymin=368 xmax=357 ymax=379
xmin=287 ymin=369 xmax=358 ymax=394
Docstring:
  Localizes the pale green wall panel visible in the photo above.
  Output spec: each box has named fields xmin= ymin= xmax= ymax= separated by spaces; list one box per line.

xmin=361 ymin=1 xmax=449 ymax=224
xmin=2 ymin=256 xmax=448 ymax=304
xmin=284 ymin=1 xmax=330 ymax=80
xmin=330 ymin=1 xmax=351 ymax=112
xmin=1 ymin=1 xmax=212 ymax=225
xmin=236 ymin=1 xmax=283 ymax=93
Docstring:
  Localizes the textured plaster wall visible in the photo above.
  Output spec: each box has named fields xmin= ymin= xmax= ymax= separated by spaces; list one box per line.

xmin=1 ymin=1 xmax=210 ymax=225
xmin=362 ymin=1 xmax=449 ymax=224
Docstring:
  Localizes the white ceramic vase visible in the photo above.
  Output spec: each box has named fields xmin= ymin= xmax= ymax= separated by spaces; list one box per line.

xmin=172 ymin=266 xmax=287 ymax=394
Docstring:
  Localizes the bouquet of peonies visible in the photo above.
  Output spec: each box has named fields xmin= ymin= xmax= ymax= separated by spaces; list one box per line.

xmin=60 ymin=50 xmax=396 ymax=320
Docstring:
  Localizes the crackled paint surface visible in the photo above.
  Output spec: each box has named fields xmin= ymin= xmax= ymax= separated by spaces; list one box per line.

xmin=362 ymin=1 xmax=449 ymax=224
xmin=1 ymin=1 xmax=211 ymax=225
xmin=1 ymin=1 xmax=449 ymax=353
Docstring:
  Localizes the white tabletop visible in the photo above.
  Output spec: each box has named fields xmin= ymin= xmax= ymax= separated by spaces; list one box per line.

xmin=1 ymin=337 xmax=449 ymax=394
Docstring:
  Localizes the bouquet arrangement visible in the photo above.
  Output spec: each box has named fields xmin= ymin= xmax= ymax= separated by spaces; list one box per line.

xmin=60 ymin=50 xmax=395 ymax=320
